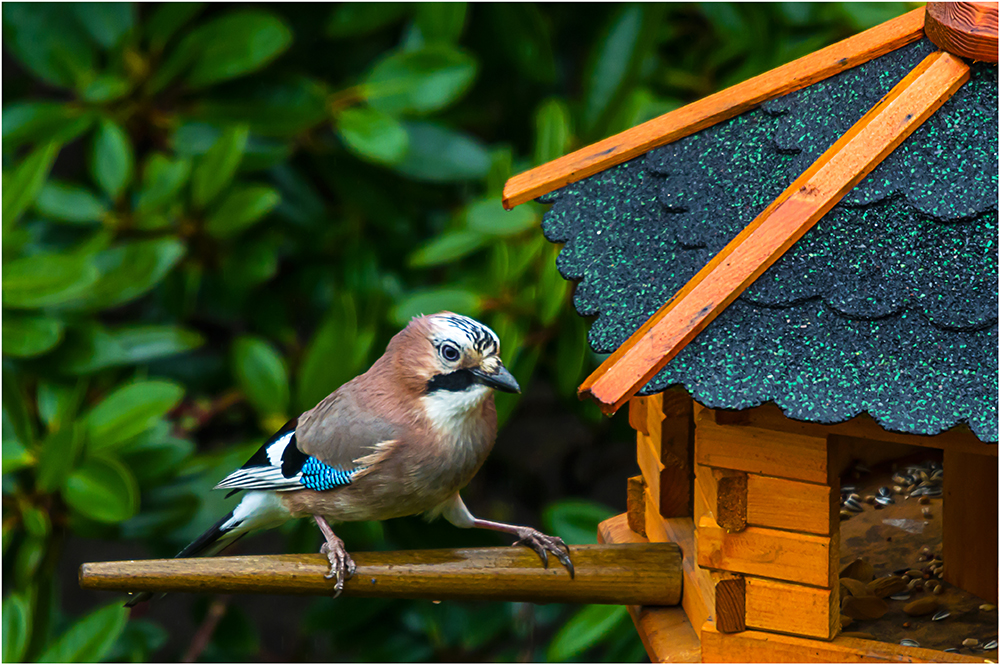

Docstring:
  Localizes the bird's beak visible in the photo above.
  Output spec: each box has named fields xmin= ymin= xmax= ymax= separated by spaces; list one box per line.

xmin=471 ymin=363 xmax=521 ymax=394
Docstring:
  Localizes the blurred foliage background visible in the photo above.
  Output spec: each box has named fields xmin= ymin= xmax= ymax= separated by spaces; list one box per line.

xmin=2 ymin=2 xmax=914 ymax=662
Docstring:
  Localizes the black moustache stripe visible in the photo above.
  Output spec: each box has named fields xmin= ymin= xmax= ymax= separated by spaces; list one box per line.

xmin=425 ymin=369 xmax=476 ymax=393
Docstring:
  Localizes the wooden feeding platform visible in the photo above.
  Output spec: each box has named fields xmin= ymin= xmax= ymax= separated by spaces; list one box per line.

xmin=835 ymin=458 xmax=998 ymax=655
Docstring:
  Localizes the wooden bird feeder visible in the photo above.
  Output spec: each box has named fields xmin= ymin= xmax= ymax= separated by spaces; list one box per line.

xmin=505 ymin=2 xmax=998 ymax=662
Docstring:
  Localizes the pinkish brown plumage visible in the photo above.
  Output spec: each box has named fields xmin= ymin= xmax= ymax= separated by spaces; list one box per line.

xmin=125 ymin=312 xmax=572 ymax=606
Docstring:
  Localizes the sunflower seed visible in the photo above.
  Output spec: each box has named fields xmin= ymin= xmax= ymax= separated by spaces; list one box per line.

xmin=983 ymin=640 xmax=997 ymax=650
xmin=944 ymin=648 xmax=961 ymax=653
xmin=844 ymin=497 xmax=864 ymax=512
xmin=900 ymin=639 xmax=920 ymax=647
xmin=878 ymin=486 xmax=893 ymax=497
xmin=932 ymin=609 xmax=951 ymax=621
xmin=964 ymin=639 xmax=979 ymax=648
xmin=890 ymin=593 xmax=911 ymax=601
xmin=875 ymin=495 xmax=895 ymax=506
xmin=841 ymin=485 xmax=858 ymax=493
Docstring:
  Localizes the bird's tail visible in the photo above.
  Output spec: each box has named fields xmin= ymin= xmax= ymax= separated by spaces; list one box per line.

xmin=125 ymin=491 xmax=290 ymax=607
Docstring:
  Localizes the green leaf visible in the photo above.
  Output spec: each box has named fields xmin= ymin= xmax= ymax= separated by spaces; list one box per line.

xmin=34 ymin=181 xmax=108 ymax=224
xmin=409 ymin=230 xmax=486 ymax=267
xmin=80 ymin=74 xmax=132 ymax=103
xmin=1 ymin=3 xmax=95 ymax=88
xmin=2 ymin=103 xmax=89 ymax=151
xmin=232 ymin=336 xmax=290 ymax=419
xmin=71 ymin=3 xmax=135 ymax=49
xmin=583 ymin=4 xmax=661 ymax=134
xmin=36 ymin=423 xmax=84 ymax=493
xmin=2 ymin=314 xmax=64 ymax=358
xmin=36 ymin=380 xmax=87 ymax=432
xmin=839 ymin=3 xmax=910 ymax=30
xmin=543 ymin=499 xmax=615 ymax=545
xmin=182 ymin=10 xmax=293 ymax=89
xmin=196 ymin=77 xmax=328 ymax=137
xmin=58 ymin=323 xmax=204 ymax=374
xmin=2 ymin=439 xmax=34 ymax=474
xmin=415 ymin=3 xmax=467 ymax=43
xmin=2 ymin=593 xmax=31 ymax=663
xmin=336 ymin=107 xmax=409 ymax=165
xmin=2 ymin=140 xmax=60 ymax=228
xmin=90 ymin=119 xmax=134 ymax=201
xmin=534 ymin=98 xmax=572 ymax=166
xmin=2 ymin=253 xmax=99 ymax=309
xmin=391 ymin=288 xmax=482 ymax=326
xmin=538 ymin=245 xmax=570 ymax=326
xmin=191 ymin=124 xmax=249 ymax=208
xmin=394 ymin=122 xmax=491 ymax=182
xmin=296 ymin=296 xmax=376 ymax=412
xmin=145 ymin=2 xmax=204 ymax=53
xmin=364 ymin=46 xmax=477 ymax=116
xmin=136 ymin=153 xmax=191 ymax=213
xmin=466 ymin=197 xmax=538 ymax=237
xmin=547 ymin=604 xmax=629 ymax=661
xmin=205 ymin=185 xmax=280 ymax=239
xmin=85 ymin=380 xmax=184 ymax=452
xmin=554 ymin=317 xmax=588 ymax=399
xmin=326 ymin=3 xmax=409 ymax=38
xmin=484 ymin=4 xmax=556 ymax=84
xmin=65 ymin=238 xmax=186 ymax=311
xmin=37 ymin=602 xmax=128 ymax=662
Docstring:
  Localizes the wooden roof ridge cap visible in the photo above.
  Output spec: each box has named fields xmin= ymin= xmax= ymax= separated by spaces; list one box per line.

xmin=501 ymin=7 xmax=926 ymax=210
xmin=578 ymin=50 xmax=972 ymax=416
xmin=925 ymin=2 xmax=999 ymax=62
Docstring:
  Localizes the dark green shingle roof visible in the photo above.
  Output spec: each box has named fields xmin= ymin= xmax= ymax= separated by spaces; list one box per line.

xmin=541 ymin=39 xmax=998 ymax=442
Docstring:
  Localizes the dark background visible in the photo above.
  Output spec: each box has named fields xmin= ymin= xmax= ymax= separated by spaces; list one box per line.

xmin=2 ymin=2 xmax=914 ymax=661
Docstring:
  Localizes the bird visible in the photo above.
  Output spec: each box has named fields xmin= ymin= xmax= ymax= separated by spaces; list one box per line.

xmin=126 ymin=312 xmax=572 ymax=606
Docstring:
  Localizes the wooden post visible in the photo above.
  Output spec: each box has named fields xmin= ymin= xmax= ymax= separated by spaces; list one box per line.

xmin=80 ymin=544 xmax=683 ymax=606
xmin=943 ymin=450 xmax=999 ymax=602
xmin=925 ymin=2 xmax=999 ymax=62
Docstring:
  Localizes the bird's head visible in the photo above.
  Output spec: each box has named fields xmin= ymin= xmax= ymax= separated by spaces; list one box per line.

xmin=393 ymin=312 xmax=520 ymax=397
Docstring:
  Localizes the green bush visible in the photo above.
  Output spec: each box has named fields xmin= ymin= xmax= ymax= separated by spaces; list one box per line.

xmin=2 ymin=2 xmax=912 ymax=661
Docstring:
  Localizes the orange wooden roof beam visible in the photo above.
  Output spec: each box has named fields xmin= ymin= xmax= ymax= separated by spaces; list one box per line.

xmin=502 ymin=8 xmax=926 ymax=210
xmin=579 ymin=50 xmax=971 ymax=415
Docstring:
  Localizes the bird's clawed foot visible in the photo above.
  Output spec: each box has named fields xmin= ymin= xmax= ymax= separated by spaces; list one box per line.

xmin=512 ymin=527 xmax=574 ymax=578
xmin=319 ymin=538 xmax=356 ymax=597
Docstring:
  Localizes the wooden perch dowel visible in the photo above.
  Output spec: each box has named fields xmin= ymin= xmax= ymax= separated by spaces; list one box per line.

xmin=80 ymin=543 xmax=682 ymax=606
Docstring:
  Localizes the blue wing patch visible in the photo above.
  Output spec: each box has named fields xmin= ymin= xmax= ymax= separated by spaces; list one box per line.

xmin=299 ymin=457 xmax=358 ymax=491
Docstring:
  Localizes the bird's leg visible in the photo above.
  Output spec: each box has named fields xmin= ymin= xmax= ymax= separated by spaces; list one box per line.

xmin=313 ymin=515 xmax=355 ymax=597
xmin=438 ymin=493 xmax=574 ymax=578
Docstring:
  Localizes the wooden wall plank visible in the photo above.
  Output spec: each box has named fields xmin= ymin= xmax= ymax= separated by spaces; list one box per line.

xmin=578 ymin=50 xmax=970 ymax=415
xmin=627 ymin=475 xmax=647 ymax=538
xmin=638 ymin=432 xmax=665 ymax=512
xmin=697 ymin=516 xmax=835 ymax=588
xmin=696 ymin=421 xmax=829 ymax=484
xmin=746 ymin=475 xmax=833 ymax=536
xmin=745 ymin=577 xmax=838 ymax=640
xmin=647 ymin=391 xmax=694 ymax=517
xmin=502 ymin=8 xmax=926 ymax=209
xmin=629 ymin=396 xmax=650 ymax=435
xmin=645 ymin=498 xmax=715 ymax=634
xmin=700 ymin=622 xmax=987 ymax=663
xmin=943 ymin=450 xmax=998 ymax=603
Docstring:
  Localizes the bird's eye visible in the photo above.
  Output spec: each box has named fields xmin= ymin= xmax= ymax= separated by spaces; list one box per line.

xmin=440 ymin=344 xmax=460 ymax=362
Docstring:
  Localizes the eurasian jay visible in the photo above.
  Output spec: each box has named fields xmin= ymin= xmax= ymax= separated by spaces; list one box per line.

xmin=127 ymin=312 xmax=572 ymax=606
